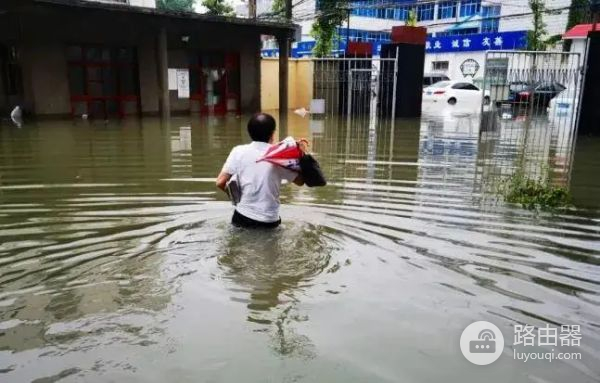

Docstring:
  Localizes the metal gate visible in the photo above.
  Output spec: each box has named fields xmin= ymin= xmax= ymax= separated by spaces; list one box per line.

xmin=478 ymin=50 xmax=583 ymax=190
xmin=312 ymin=55 xmax=398 ymax=120
xmin=311 ymin=55 xmax=399 ymax=182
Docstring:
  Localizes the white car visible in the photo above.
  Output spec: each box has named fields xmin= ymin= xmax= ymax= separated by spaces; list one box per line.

xmin=423 ymin=81 xmax=490 ymax=107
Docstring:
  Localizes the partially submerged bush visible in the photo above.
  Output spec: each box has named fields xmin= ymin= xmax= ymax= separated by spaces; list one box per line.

xmin=499 ymin=171 xmax=571 ymax=210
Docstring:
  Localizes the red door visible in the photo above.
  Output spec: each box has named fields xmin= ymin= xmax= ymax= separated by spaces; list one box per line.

xmin=67 ymin=45 xmax=140 ymax=119
xmin=190 ymin=52 xmax=240 ymax=116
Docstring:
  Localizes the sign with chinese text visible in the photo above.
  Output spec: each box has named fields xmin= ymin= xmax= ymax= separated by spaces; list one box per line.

xmin=425 ymin=31 xmax=527 ymax=53
xmin=261 ymin=31 xmax=528 ymax=58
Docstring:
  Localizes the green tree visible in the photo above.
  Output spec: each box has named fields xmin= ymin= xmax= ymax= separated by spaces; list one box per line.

xmin=527 ymin=0 xmax=562 ymax=50
xmin=406 ymin=8 xmax=418 ymax=27
xmin=202 ymin=0 xmax=234 ymax=16
xmin=157 ymin=0 xmax=195 ymax=12
xmin=527 ymin=0 xmax=548 ymax=50
xmin=311 ymin=0 xmax=348 ymax=57
xmin=272 ymin=0 xmax=285 ymax=16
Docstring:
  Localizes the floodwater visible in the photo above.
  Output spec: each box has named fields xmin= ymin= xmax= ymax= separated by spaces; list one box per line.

xmin=0 ymin=111 xmax=599 ymax=383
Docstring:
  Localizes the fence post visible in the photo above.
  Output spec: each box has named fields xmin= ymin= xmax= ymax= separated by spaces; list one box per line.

xmin=277 ymin=34 xmax=289 ymax=132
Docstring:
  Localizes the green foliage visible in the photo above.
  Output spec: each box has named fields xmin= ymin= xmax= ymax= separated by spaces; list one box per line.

xmin=406 ymin=9 xmax=418 ymax=27
xmin=527 ymin=0 xmax=549 ymax=51
xmin=157 ymin=0 xmax=195 ymax=12
xmin=272 ymin=0 xmax=285 ymax=16
xmin=202 ymin=0 xmax=234 ymax=16
xmin=567 ymin=0 xmax=588 ymax=28
xmin=311 ymin=0 xmax=348 ymax=57
xmin=564 ymin=0 xmax=589 ymax=51
xmin=499 ymin=170 xmax=571 ymax=210
xmin=545 ymin=34 xmax=564 ymax=48
xmin=526 ymin=0 xmax=564 ymax=51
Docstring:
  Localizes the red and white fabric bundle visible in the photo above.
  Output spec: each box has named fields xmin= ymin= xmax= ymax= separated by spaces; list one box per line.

xmin=256 ymin=136 xmax=303 ymax=171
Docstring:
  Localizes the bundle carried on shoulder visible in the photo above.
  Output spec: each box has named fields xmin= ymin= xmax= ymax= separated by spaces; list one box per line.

xmin=256 ymin=136 xmax=327 ymax=187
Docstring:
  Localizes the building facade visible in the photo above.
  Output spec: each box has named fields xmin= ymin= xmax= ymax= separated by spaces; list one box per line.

xmin=0 ymin=0 xmax=293 ymax=118
xmin=262 ymin=0 xmax=572 ymax=83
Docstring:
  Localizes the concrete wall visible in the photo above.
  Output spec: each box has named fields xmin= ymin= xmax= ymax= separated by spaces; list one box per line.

xmin=261 ymin=58 xmax=313 ymax=110
xmin=138 ymin=35 xmax=160 ymax=115
xmin=569 ymin=39 xmax=588 ymax=62
xmin=22 ymin=43 xmax=72 ymax=115
xmin=500 ymin=0 xmax=570 ymax=38
xmin=6 ymin=4 xmax=269 ymax=117
xmin=424 ymin=51 xmax=487 ymax=82
xmin=240 ymin=39 xmax=261 ymax=113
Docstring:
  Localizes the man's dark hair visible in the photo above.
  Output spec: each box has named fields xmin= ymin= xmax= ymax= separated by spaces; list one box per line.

xmin=247 ymin=113 xmax=276 ymax=143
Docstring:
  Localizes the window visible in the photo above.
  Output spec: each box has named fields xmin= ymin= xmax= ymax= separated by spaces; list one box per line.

xmin=351 ymin=1 xmax=413 ymax=20
xmin=463 ymin=84 xmax=480 ymax=91
xmin=432 ymin=61 xmax=449 ymax=71
xmin=432 ymin=81 xmax=451 ymax=88
xmin=67 ymin=45 xmax=140 ymax=118
xmin=460 ymin=0 xmax=481 ymax=17
xmin=417 ymin=3 xmax=435 ymax=21
xmin=338 ymin=28 xmax=391 ymax=43
xmin=438 ymin=1 xmax=457 ymax=19
xmin=394 ymin=6 xmax=409 ymax=21
xmin=481 ymin=5 xmax=501 ymax=33
xmin=452 ymin=83 xmax=479 ymax=90
xmin=436 ymin=28 xmax=478 ymax=37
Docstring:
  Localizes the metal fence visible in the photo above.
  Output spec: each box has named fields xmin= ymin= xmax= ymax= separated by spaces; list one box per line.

xmin=311 ymin=55 xmax=399 ymax=183
xmin=477 ymin=50 xmax=583 ymax=192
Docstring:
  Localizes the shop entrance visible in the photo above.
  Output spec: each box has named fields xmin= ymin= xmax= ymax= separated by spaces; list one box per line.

xmin=190 ymin=52 xmax=240 ymax=116
xmin=66 ymin=45 xmax=140 ymax=119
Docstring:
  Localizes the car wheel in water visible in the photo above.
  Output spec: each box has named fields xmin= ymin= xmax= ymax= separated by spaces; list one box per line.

xmin=448 ymin=98 xmax=457 ymax=105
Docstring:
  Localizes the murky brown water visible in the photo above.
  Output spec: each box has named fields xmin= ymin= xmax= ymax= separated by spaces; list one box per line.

xmin=0 ymin=113 xmax=599 ymax=382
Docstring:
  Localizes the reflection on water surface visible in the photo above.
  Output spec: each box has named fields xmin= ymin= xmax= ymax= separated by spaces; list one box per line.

xmin=0 ymin=114 xmax=599 ymax=382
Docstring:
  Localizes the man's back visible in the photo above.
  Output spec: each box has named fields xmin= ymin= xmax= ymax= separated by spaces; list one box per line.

xmin=223 ymin=141 xmax=296 ymax=223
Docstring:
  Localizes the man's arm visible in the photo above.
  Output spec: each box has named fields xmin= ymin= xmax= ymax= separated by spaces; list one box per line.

xmin=216 ymin=171 xmax=232 ymax=191
xmin=217 ymin=147 xmax=238 ymax=191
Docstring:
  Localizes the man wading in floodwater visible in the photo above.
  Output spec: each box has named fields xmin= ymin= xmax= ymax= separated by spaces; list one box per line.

xmin=216 ymin=113 xmax=305 ymax=228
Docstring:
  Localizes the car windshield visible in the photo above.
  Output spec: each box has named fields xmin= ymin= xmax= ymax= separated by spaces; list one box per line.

xmin=431 ymin=81 xmax=450 ymax=88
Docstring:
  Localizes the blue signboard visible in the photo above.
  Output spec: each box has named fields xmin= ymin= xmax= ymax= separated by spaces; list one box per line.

xmin=261 ymin=30 xmax=528 ymax=58
xmin=262 ymin=40 xmax=347 ymax=58
xmin=425 ymin=31 xmax=527 ymax=53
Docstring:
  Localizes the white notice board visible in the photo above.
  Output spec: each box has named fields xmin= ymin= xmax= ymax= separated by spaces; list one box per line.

xmin=168 ymin=69 xmax=177 ymax=90
xmin=176 ymin=69 xmax=190 ymax=99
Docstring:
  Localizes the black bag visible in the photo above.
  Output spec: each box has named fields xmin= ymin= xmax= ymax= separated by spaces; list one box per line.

xmin=299 ymin=154 xmax=327 ymax=187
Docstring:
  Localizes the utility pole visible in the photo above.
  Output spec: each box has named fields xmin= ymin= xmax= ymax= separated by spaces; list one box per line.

xmin=248 ymin=0 xmax=256 ymax=19
xmin=278 ymin=0 xmax=293 ymax=133
xmin=285 ymin=0 xmax=292 ymax=21
xmin=347 ymin=8 xmax=351 ymax=44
